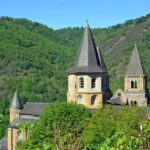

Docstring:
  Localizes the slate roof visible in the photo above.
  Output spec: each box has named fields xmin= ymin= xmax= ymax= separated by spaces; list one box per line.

xmin=107 ymin=96 xmax=122 ymax=105
xmin=19 ymin=102 xmax=49 ymax=116
xmin=68 ymin=22 xmax=107 ymax=74
xmin=0 ymin=138 xmax=7 ymax=150
xmin=97 ymin=46 xmax=107 ymax=72
xmin=10 ymin=91 xmax=23 ymax=109
xmin=9 ymin=118 xmax=37 ymax=128
xmin=125 ymin=42 xmax=145 ymax=76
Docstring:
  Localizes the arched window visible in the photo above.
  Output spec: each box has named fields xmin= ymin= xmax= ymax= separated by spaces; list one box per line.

xmin=79 ymin=77 xmax=84 ymax=88
xmin=134 ymin=101 xmax=137 ymax=106
xmin=131 ymin=80 xmax=137 ymax=89
xmin=91 ymin=95 xmax=96 ymax=106
xmin=130 ymin=101 xmax=133 ymax=106
xmin=91 ymin=78 xmax=96 ymax=88
xmin=134 ymin=81 xmax=137 ymax=88
xmin=126 ymin=98 xmax=129 ymax=105
xmin=131 ymin=81 xmax=134 ymax=88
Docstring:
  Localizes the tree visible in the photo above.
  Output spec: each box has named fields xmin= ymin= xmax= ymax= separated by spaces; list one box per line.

xmin=83 ymin=105 xmax=146 ymax=149
xmin=16 ymin=102 xmax=91 ymax=150
xmin=0 ymin=114 xmax=8 ymax=139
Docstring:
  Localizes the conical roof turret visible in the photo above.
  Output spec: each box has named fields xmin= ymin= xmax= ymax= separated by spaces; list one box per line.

xmin=125 ymin=42 xmax=145 ymax=76
xmin=68 ymin=22 xmax=107 ymax=74
xmin=10 ymin=91 xmax=22 ymax=109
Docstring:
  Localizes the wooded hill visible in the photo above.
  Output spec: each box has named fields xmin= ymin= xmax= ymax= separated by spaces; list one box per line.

xmin=0 ymin=14 xmax=150 ymax=138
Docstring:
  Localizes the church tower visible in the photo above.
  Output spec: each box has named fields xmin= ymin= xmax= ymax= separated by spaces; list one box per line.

xmin=123 ymin=43 xmax=148 ymax=106
xmin=67 ymin=22 xmax=111 ymax=108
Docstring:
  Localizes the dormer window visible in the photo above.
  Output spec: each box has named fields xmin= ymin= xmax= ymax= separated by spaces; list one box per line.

xmin=79 ymin=77 xmax=84 ymax=88
xmin=91 ymin=78 xmax=96 ymax=89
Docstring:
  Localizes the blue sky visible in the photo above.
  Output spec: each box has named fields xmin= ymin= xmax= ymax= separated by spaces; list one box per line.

xmin=0 ymin=0 xmax=150 ymax=29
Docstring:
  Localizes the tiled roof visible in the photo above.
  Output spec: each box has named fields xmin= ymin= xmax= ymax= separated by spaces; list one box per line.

xmin=107 ymin=96 xmax=122 ymax=105
xmin=126 ymin=42 xmax=145 ymax=76
xmin=68 ymin=22 xmax=107 ymax=74
xmin=20 ymin=102 xmax=49 ymax=116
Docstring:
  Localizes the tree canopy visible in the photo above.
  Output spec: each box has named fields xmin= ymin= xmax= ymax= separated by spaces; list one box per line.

xmin=0 ymin=13 xmax=150 ymax=139
xmin=16 ymin=104 xmax=150 ymax=150
xmin=16 ymin=102 xmax=91 ymax=150
xmin=83 ymin=106 xmax=146 ymax=149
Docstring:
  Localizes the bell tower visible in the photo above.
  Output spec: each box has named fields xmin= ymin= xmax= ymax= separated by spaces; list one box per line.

xmin=67 ymin=22 xmax=111 ymax=108
xmin=123 ymin=43 xmax=148 ymax=106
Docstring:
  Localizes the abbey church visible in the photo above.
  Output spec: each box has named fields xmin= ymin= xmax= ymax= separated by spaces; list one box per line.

xmin=67 ymin=22 xmax=148 ymax=107
xmin=1 ymin=22 xmax=149 ymax=150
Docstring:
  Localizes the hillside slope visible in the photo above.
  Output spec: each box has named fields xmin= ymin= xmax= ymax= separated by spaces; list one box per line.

xmin=55 ymin=14 xmax=150 ymax=90
xmin=0 ymin=14 xmax=150 ymax=138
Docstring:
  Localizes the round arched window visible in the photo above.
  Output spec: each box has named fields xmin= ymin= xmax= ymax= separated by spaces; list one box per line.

xmin=91 ymin=95 xmax=97 ymax=106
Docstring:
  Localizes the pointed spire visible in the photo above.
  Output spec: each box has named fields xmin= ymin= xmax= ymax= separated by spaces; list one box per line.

xmin=10 ymin=91 xmax=22 ymax=109
xmin=125 ymin=42 xmax=145 ymax=76
xmin=68 ymin=22 xmax=107 ymax=74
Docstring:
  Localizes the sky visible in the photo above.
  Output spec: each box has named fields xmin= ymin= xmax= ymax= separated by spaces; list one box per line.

xmin=0 ymin=0 xmax=150 ymax=29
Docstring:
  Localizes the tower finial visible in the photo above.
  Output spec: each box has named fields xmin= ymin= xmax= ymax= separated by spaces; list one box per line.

xmin=86 ymin=19 xmax=89 ymax=26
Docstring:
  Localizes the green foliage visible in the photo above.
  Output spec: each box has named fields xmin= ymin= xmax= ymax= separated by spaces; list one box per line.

xmin=100 ymin=132 xmax=140 ymax=150
xmin=0 ymin=114 xmax=8 ymax=139
xmin=16 ymin=122 xmax=36 ymax=136
xmin=0 ymin=13 xmax=150 ymax=138
xmin=16 ymin=102 xmax=91 ymax=150
xmin=16 ymin=105 xmax=150 ymax=149
xmin=141 ymin=119 xmax=150 ymax=136
xmin=83 ymin=106 xmax=146 ymax=148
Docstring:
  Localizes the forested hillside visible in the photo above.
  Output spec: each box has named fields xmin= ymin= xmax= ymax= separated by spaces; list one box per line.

xmin=0 ymin=14 xmax=150 ymax=138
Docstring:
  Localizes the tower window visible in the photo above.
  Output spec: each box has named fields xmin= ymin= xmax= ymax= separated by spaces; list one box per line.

xmin=131 ymin=81 xmax=134 ymax=88
xmin=131 ymin=101 xmax=133 ymax=106
xmin=91 ymin=78 xmax=96 ymax=88
xmin=134 ymin=81 xmax=137 ymax=88
xmin=79 ymin=77 xmax=84 ymax=88
xmin=131 ymin=81 xmax=137 ymax=89
xmin=91 ymin=95 xmax=96 ymax=106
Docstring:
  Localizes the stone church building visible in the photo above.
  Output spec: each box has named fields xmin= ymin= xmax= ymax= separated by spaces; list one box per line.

xmin=0 ymin=23 xmax=149 ymax=150
xmin=109 ymin=42 xmax=148 ymax=107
